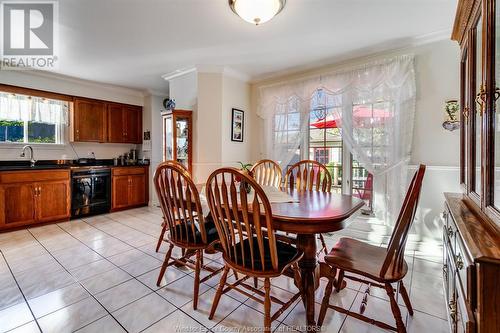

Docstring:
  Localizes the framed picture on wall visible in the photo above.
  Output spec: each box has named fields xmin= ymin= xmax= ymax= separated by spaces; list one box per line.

xmin=231 ymin=108 xmax=244 ymax=142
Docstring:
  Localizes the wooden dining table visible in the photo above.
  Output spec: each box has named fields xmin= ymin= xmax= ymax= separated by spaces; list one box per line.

xmin=268 ymin=189 xmax=364 ymax=327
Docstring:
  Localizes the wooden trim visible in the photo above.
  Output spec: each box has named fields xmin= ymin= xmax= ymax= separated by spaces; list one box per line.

xmin=0 ymin=84 xmax=143 ymax=107
xmin=0 ymin=84 xmax=74 ymax=102
xmin=452 ymin=0 xmax=481 ymax=44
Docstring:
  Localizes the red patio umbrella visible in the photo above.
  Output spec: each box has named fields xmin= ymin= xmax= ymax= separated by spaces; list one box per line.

xmin=311 ymin=106 xmax=392 ymax=129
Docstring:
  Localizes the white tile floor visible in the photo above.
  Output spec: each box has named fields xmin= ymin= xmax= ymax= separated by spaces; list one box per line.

xmin=0 ymin=207 xmax=449 ymax=333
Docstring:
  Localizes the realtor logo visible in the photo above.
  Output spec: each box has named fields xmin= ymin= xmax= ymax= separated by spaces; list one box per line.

xmin=1 ymin=1 xmax=58 ymax=70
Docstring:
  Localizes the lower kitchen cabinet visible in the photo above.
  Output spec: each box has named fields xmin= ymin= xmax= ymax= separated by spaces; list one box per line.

xmin=112 ymin=167 xmax=148 ymax=210
xmin=0 ymin=170 xmax=71 ymax=230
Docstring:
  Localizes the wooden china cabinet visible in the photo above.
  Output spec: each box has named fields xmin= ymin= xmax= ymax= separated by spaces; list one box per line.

xmin=162 ymin=110 xmax=193 ymax=174
xmin=447 ymin=1 xmax=500 ymax=332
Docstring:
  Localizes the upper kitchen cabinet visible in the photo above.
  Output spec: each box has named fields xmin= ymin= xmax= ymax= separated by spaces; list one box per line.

xmin=71 ymin=98 xmax=107 ymax=142
xmin=72 ymin=98 xmax=142 ymax=144
xmin=108 ymin=104 xmax=142 ymax=144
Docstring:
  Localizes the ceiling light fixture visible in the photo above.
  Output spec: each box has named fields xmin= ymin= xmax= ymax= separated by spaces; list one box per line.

xmin=229 ymin=0 xmax=286 ymax=25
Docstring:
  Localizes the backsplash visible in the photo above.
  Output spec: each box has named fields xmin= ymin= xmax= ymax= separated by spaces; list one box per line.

xmin=0 ymin=142 xmax=139 ymax=161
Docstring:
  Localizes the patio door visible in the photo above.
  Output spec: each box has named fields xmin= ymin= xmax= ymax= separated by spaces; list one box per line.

xmin=306 ymin=100 xmax=373 ymax=212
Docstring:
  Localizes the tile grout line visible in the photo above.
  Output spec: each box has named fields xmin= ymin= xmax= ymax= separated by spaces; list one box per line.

xmin=68 ymin=214 xmax=222 ymax=332
xmin=0 ymin=250 xmax=44 ymax=333
xmin=24 ymin=227 xmax=128 ymax=332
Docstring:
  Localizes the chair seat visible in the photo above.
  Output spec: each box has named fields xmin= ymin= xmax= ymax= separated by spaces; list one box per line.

xmin=226 ymin=237 xmax=302 ymax=274
xmin=170 ymin=217 xmax=219 ymax=246
xmin=323 ymin=237 xmax=408 ymax=282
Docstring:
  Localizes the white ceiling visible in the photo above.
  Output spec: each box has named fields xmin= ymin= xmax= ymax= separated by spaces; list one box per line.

xmin=53 ymin=0 xmax=458 ymax=92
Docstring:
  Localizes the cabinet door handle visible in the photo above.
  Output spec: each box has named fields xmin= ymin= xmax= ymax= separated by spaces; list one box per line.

xmin=447 ymin=226 xmax=454 ymax=239
xmin=475 ymin=84 xmax=486 ymax=115
xmin=456 ymin=254 xmax=464 ymax=270
xmin=449 ymin=299 xmax=457 ymax=322
xmin=463 ymin=106 xmax=470 ymax=120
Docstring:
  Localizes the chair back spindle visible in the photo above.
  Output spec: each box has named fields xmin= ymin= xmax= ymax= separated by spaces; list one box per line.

xmin=250 ymin=159 xmax=282 ymax=188
xmin=381 ymin=165 xmax=426 ymax=277
xmin=154 ymin=161 xmax=207 ymax=246
xmin=284 ymin=160 xmax=332 ymax=192
xmin=206 ymin=168 xmax=280 ymax=272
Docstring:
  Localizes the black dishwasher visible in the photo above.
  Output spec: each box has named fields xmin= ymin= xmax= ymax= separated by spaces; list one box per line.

xmin=71 ymin=167 xmax=111 ymax=218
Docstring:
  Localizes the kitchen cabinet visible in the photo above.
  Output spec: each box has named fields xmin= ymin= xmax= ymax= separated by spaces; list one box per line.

xmin=107 ymin=103 xmax=142 ymax=144
xmin=72 ymin=98 xmax=107 ymax=142
xmin=0 ymin=170 xmax=71 ymax=230
xmin=72 ymin=98 xmax=142 ymax=144
xmin=112 ymin=167 xmax=148 ymax=210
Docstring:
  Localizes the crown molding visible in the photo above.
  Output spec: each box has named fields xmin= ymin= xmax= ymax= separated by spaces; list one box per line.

xmin=251 ymin=30 xmax=454 ymax=84
xmin=5 ymin=69 xmax=147 ymax=98
xmin=161 ymin=67 xmax=197 ymax=81
xmin=196 ymin=65 xmax=251 ymax=82
xmin=410 ymin=29 xmax=452 ymax=47
xmin=144 ymin=88 xmax=169 ymax=97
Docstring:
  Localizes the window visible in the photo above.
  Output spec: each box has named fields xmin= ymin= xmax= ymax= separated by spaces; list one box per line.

xmin=273 ymin=97 xmax=303 ymax=167
xmin=0 ymin=91 xmax=68 ymax=144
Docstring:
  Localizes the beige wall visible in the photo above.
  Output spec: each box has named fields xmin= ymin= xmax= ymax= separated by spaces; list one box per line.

xmin=194 ymin=72 xmax=224 ymax=182
xmin=168 ymin=71 xmax=254 ymax=183
xmin=221 ymin=75 xmax=253 ymax=166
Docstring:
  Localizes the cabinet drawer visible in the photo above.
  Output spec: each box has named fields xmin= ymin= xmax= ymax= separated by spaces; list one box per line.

xmin=112 ymin=167 xmax=146 ymax=176
xmin=455 ymin=232 xmax=474 ymax=301
xmin=0 ymin=170 xmax=70 ymax=184
xmin=443 ymin=207 xmax=457 ymax=252
xmin=455 ymin=277 xmax=475 ymax=333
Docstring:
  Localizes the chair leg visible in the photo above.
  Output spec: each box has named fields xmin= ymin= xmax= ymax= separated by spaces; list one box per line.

xmin=254 ymin=277 xmax=259 ymax=288
xmin=335 ymin=270 xmax=344 ymax=292
xmin=292 ymin=264 xmax=305 ymax=307
xmin=193 ymin=249 xmax=202 ymax=310
xmin=156 ymin=243 xmax=174 ymax=286
xmin=399 ymin=281 xmax=413 ymax=316
xmin=233 ymin=270 xmax=239 ymax=280
xmin=385 ymin=283 xmax=407 ymax=333
xmin=264 ymin=278 xmax=271 ymax=332
xmin=319 ymin=234 xmax=328 ymax=255
xmin=209 ymin=266 xmax=230 ymax=320
xmin=317 ymin=278 xmax=334 ymax=327
xmin=155 ymin=224 xmax=167 ymax=252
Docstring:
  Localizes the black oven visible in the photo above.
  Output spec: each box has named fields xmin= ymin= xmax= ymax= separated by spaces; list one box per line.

xmin=71 ymin=167 xmax=111 ymax=218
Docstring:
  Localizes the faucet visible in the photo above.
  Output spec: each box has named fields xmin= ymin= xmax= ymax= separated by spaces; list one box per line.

xmin=20 ymin=145 xmax=36 ymax=167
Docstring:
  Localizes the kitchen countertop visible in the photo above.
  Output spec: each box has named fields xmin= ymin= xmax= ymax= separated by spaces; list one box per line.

xmin=0 ymin=159 xmax=150 ymax=172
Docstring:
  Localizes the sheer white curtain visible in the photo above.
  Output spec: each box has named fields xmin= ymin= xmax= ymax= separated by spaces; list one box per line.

xmin=0 ymin=92 xmax=69 ymax=125
xmin=257 ymin=55 xmax=416 ymax=223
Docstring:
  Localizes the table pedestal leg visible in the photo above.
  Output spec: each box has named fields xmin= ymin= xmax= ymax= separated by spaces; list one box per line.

xmin=296 ymin=234 xmax=319 ymax=329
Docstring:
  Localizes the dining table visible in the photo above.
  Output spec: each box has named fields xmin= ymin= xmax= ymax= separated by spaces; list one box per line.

xmin=267 ymin=189 xmax=364 ymax=327
xmin=197 ymin=184 xmax=365 ymax=327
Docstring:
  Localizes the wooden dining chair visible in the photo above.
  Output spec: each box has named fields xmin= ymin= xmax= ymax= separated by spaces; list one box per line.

xmin=154 ymin=161 xmax=222 ymax=309
xmin=155 ymin=160 xmax=190 ymax=252
xmin=284 ymin=160 xmax=332 ymax=254
xmin=205 ymin=168 xmax=304 ymax=332
xmin=250 ymin=159 xmax=283 ymax=188
xmin=317 ymin=165 xmax=426 ymax=333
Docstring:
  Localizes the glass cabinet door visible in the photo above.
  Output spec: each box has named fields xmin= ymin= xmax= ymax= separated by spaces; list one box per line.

xmin=175 ymin=116 xmax=190 ymax=170
xmin=163 ymin=115 xmax=173 ymax=161
xmin=473 ymin=15 xmax=483 ymax=197
xmin=494 ymin=2 xmax=500 ymax=209
xmin=461 ymin=49 xmax=469 ymax=187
